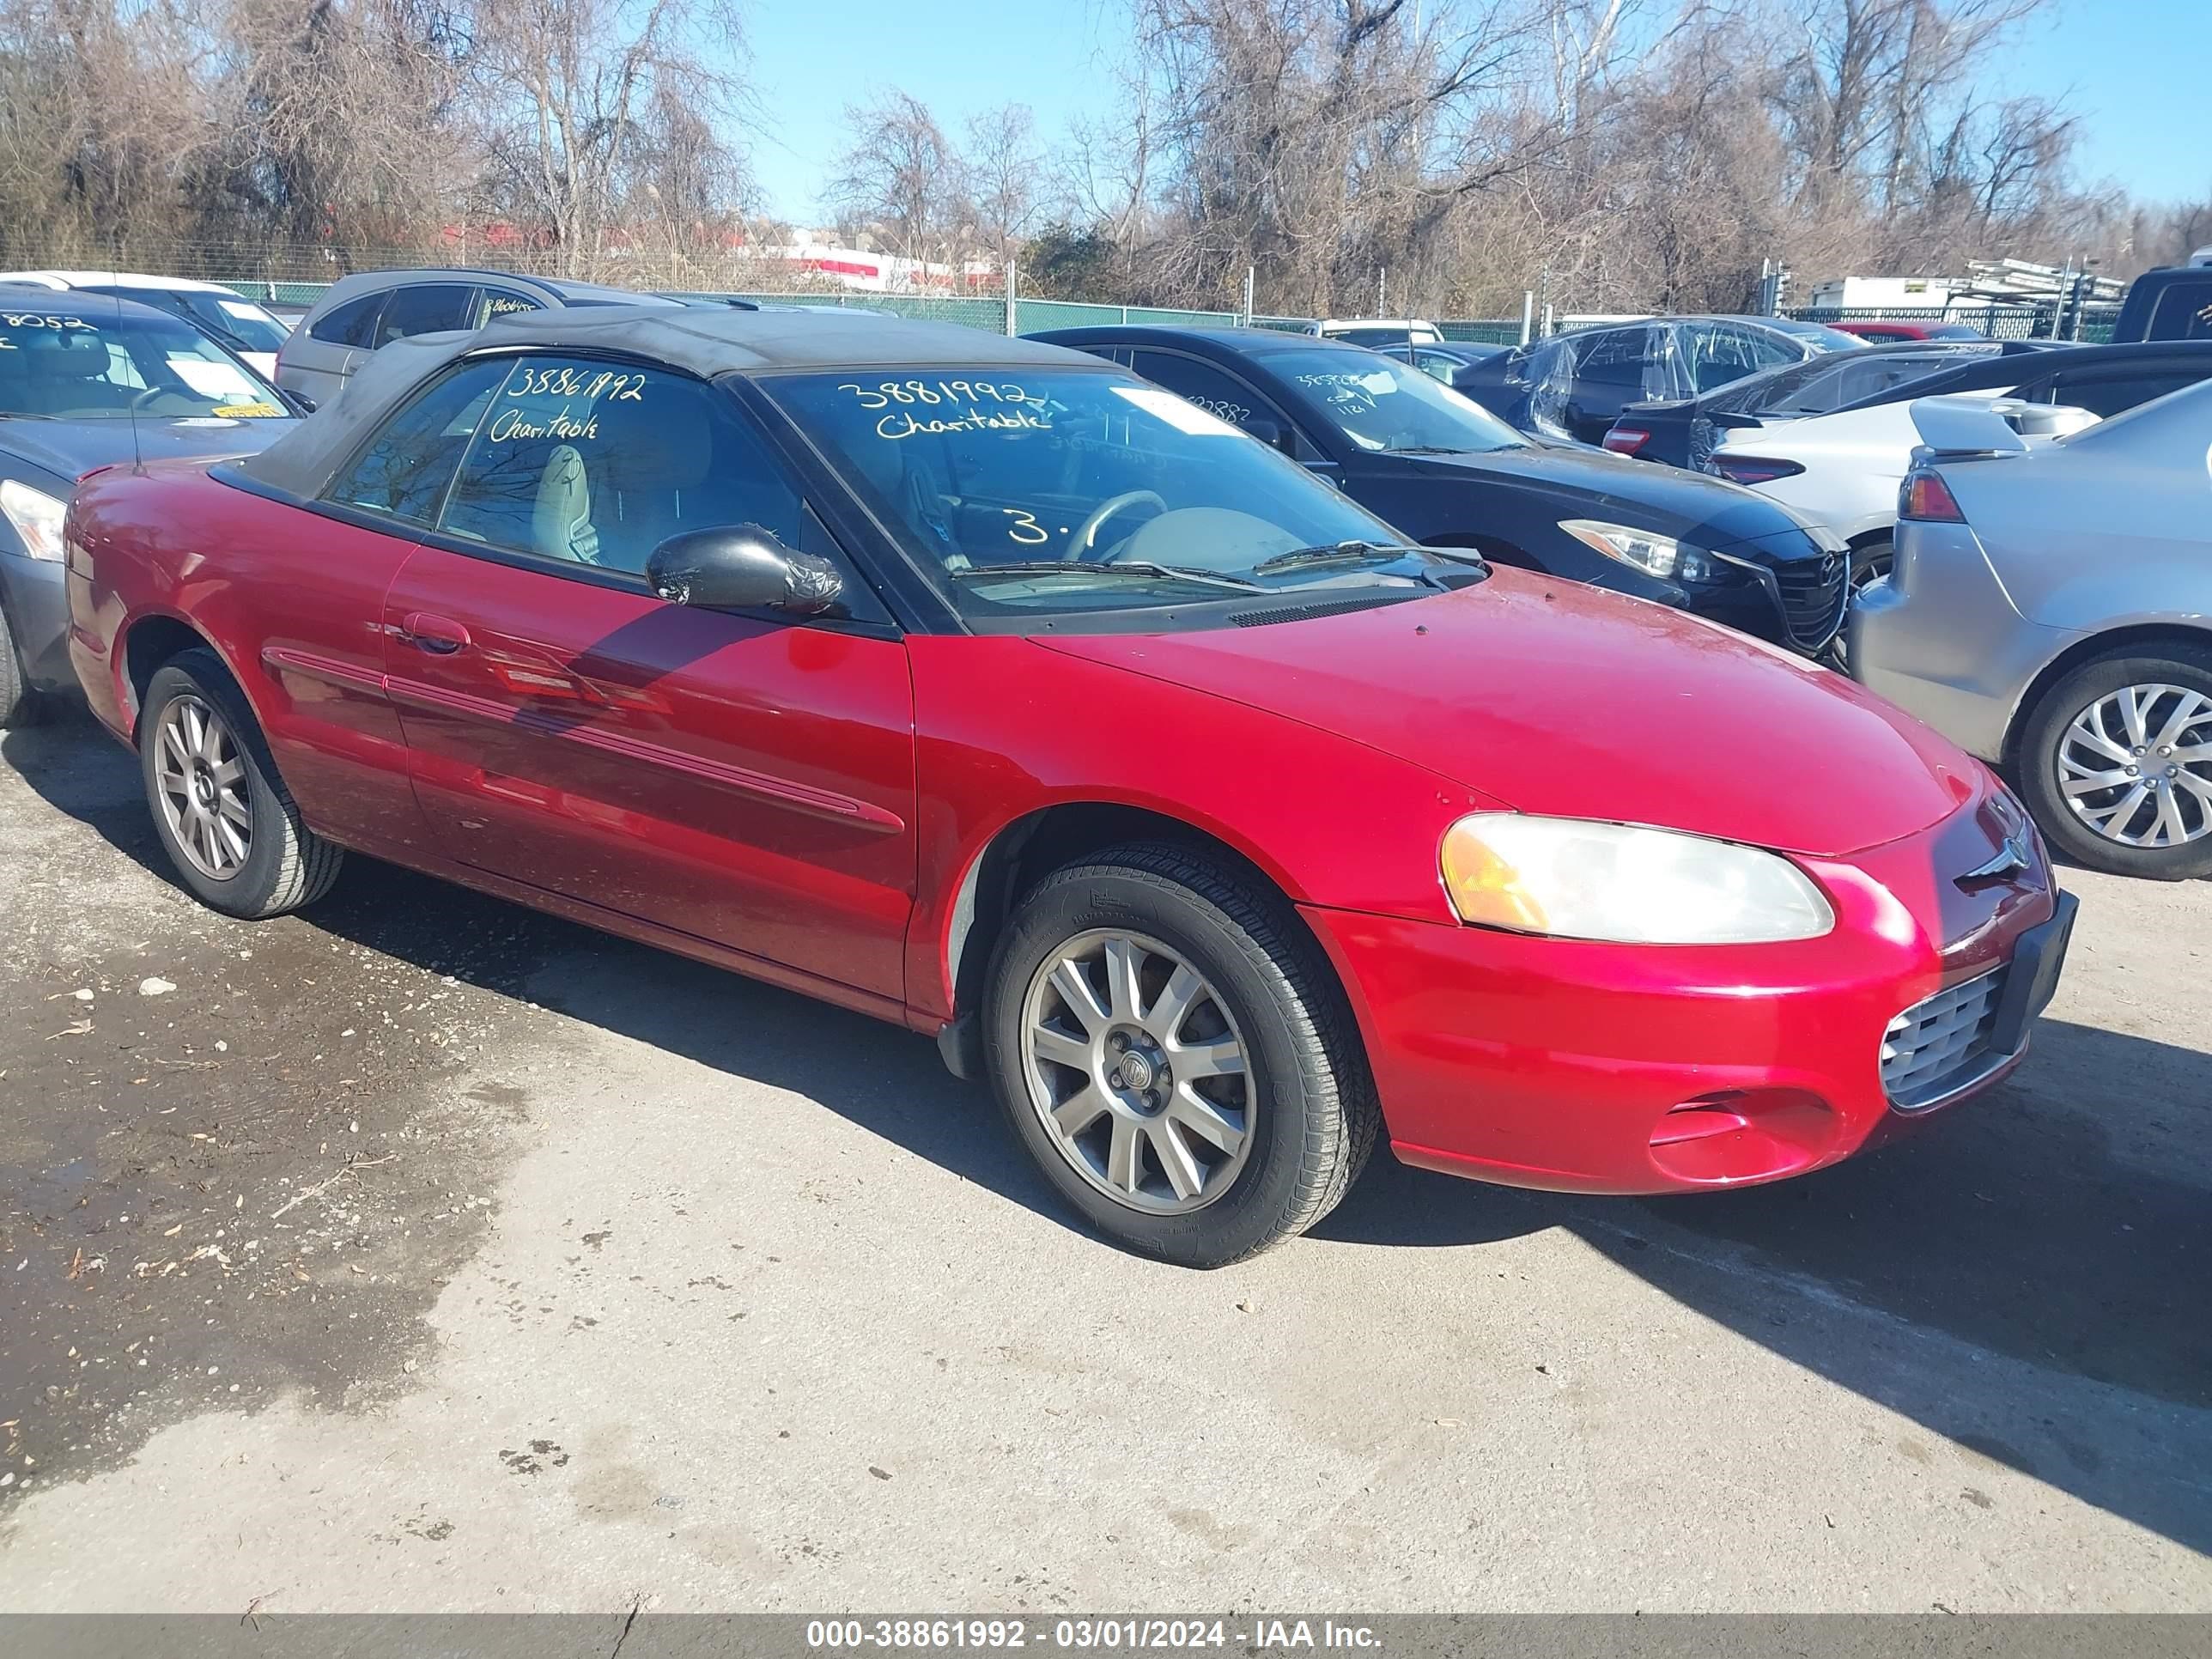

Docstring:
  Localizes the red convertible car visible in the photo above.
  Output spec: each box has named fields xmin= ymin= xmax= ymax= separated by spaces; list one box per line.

xmin=64 ymin=307 xmax=2075 ymax=1266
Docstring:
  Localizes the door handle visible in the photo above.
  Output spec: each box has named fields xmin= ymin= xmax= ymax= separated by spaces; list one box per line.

xmin=399 ymin=611 xmax=471 ymax=654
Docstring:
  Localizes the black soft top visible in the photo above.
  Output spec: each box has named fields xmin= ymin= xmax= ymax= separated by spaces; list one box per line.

xmin=238 ymin=304 xmax=1097 ymax=500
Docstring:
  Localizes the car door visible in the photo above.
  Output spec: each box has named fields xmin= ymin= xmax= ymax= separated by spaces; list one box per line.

xmin=379 ymin=353 xmax=919 ymax=1004
xmin=247 ymin=356 xmax=512 ymax=854
xmin=1554 ymin=325 xmax=1673 ymax=442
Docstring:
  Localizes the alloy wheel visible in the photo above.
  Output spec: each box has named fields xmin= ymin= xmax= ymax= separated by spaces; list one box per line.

xmin=154 ymin=694 xmax=252 ymax=880
xmin=1018 ymin=929 xmax=1254 ymax=1214
xmin=2057 ymin=683 xmax=2212 ymax=848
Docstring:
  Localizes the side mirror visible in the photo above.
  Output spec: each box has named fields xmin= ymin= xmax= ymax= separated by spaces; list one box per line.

xmin=1240 ymin=415 xmax=1298 ymax=456
xmin=283 ymin=389 xmax=317 ymax=415
xmin=645 ymin=524 xmax=844 ymax=617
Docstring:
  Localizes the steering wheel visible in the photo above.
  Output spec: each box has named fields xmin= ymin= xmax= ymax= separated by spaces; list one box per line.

xmin=131 ymin=386 xmax=178 ymax=414
xmin=1071 ymin=490 xmax=1166 ymax=560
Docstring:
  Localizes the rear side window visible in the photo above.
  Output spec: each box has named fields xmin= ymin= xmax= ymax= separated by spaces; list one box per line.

xmin=375 ymin=284 xmax=479 ymax=345
xmin=2146 ymin=283 xmax=2212 ymax=342
xmin=323 ymin=357 xmax=509 ymax=526
xmin=2048 ymin=369 xmax=2205 ymax=418
xmin=1567 ymin=325 xmax=1673 ymax=394
xmin=310 ymin=292 xmax=386 ymax=349
xmin=436 ymin=356 xmax=805 ymax=575
xmin=481 ymin=289 xmax=543 ymax=322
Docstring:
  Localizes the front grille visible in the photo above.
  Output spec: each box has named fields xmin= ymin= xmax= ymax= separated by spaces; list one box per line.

xmin=1772 ymin=551 xmax=1848 ymax=650
xmin=1881 ymin=968 xmax=2006 ymax=1110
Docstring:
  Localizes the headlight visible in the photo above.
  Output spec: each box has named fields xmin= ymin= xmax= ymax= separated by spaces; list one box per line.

xmin=1559 ymin=518 xmax=1711 ymax=583
xmin=1439 ymin=814 xmax=1834 ymax=944
xmin=0 ymin=480 xmax=67 ymax=562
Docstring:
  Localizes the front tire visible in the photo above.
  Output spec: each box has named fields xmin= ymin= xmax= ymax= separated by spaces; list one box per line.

xmin=984 ymin=842 xmax=1377 ymax=1267
xmin=2016 ymin=645 xmax=2212 ymax=879
xmin=140 ymin=648 xmax=344 ymax=916
xmin=1847 ymin=537 xmax=1893 ymax=595
xmin=0 ymin=601 xmax=43 ymax=728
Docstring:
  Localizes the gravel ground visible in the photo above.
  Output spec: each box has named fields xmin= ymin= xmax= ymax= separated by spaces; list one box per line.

xmin=0 ymin=704 xmax=2206 ymax=1612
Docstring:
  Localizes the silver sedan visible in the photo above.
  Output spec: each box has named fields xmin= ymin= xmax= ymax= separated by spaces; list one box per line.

xmin=1850 ymin=383 xmax=2212 ymax=879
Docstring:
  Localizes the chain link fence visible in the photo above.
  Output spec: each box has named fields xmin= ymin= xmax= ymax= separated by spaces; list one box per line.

xmin=1784 ymin=303 xmax=2124 ymax=343
xmin=0 ymin=240 xmax=2127 ymax=346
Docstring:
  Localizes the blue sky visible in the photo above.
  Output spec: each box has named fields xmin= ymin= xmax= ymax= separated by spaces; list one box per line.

xmin=744 ymin=0 xmax=2209 ymax=226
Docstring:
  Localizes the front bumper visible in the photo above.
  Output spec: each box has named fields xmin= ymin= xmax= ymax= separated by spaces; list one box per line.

xmin=1301 ymin=805 xmax=2063 ymax=1195
xmin=0 ymin=545 xmax=72 ymax=690
xmin=1848 ymin=520 xmax=2076 ymax=763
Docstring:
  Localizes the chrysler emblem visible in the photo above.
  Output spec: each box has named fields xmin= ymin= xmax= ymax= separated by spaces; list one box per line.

xmin=1959 ymin=832 xmax=2030 ymax=886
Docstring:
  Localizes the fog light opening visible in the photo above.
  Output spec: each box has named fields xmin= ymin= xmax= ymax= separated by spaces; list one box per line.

xmin=1647 ymin=1088 xmax=1838 ymax=1185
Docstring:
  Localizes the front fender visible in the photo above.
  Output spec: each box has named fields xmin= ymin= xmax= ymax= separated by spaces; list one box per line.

xmin=900 ymin=635 xmax=1501 ymax=1023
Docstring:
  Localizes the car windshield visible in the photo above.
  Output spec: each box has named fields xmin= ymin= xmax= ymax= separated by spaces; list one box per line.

xmin=767 ymin=368 xmax=1457 ymax=617
xmin=0 ymin=305 xmax=283 ymax=420
xmin=1264 ymin=348 xmax=1526 ymax=453
xmin=173 ymin=292 xmax=290 ymax=354
xmin=1328 ymin=325 xmax=1438 ymax=348
xmin=1779 ymin=321 xmax=1869 ymax=352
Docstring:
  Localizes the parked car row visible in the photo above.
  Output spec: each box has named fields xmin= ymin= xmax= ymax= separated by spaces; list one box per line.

xmin=52 ymin=301 xmax=2079 ymax=1268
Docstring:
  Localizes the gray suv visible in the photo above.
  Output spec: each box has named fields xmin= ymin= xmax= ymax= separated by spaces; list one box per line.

xmin=275 ymin=270 xmax=678 ymax=407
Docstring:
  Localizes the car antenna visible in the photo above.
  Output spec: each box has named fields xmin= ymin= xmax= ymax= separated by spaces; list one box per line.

xmin=111 ymin=257 xmax=142 ymax=473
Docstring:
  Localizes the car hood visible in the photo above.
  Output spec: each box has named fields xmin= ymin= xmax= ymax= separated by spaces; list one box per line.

xmin=1400 ymin=442 xmax=1824 ymax=553
xmin=0 ymin=416 xmax=295 ymax=487
xmin=1034 ymin=569 xmax=1978 ymax=858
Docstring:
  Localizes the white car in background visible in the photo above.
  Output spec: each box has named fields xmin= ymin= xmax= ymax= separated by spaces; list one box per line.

xmin=0 ymin=270 xmax=291 ymax=379
xmin=1707 ymin=341 xmax=2212 ymax=591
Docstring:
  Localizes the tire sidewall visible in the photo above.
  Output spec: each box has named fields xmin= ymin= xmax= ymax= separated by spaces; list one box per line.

xmin=0 ymin=598 xmax=31 ymax=728
xmin=2020 ymin=652 xmax=2212 ymax=880
xmin=140 ymin=659 xmax=296 ymax=913
xmin=984 ymin=864 xmax=1324 ymax=1266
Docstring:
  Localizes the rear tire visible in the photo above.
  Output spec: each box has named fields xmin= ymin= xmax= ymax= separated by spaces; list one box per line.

xmin=2016 ymin=645 xmax=2212 ymax=880
xmin=140 ymin=647 xmax=343 ymax=916
xmin=984 ymin=842 xmax=1377 ymax=1267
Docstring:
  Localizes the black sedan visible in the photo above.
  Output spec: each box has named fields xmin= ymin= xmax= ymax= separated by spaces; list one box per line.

xmin=1602 ymin=339 xmax=2040 ymax=469
xmin=1454 ymin=316 xmax=1863 ymax=446
xmin=0 ymin=295 xmax=295 ymax=725
xmin=1027 ymin=325 xmax=1852 ymax=655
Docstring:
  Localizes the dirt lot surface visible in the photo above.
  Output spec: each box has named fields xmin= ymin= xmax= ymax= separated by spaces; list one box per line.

xmin=1 ymin=705 xmax=2207 ymax=1612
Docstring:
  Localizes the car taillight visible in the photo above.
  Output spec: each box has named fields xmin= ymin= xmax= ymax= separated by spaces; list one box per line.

xmin=1711 ymin=455 xmax=1805 ymax=485
xmin=1899 ymin=468 xmax=1966 ymax=522
xmin=1603 ymin=427 xmax=1650 ymax=456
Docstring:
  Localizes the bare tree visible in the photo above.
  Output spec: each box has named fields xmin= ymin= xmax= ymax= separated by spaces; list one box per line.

xmin=471 ymin=0 xmax=757 ymax=277
xmin=827 ymin=89 xmax=971 ymax=276
xmin=966 ymin=103 xmax=1046 ymax=278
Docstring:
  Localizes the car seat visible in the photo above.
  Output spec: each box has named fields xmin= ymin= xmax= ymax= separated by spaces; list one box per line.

xmin=531 ymin=443 xmax=600 ymax=565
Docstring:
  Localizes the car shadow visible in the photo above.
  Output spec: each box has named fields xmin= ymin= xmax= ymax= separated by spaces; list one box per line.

xmin=7 ymin=707 xmax=2209 ymax=1555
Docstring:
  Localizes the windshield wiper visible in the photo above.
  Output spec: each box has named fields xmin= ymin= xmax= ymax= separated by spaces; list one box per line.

xmin=0 ymin=411 xmax=61 ymax=422
xmin=1388 ymin=444 xmax=1479 ymax=455
xmin=948 ymin=560 xmax=1263 ymax=593
xmin=1252 ymin=539 xmax=1425 ymax=574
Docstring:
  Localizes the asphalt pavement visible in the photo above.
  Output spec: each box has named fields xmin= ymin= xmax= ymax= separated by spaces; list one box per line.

xmin=1 ymin=704 xmax=2206 ymax=1611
